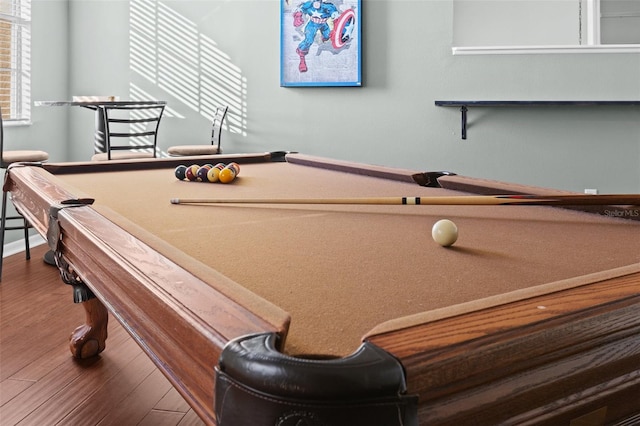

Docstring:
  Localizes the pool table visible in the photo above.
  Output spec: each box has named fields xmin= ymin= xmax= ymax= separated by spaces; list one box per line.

xmin=5 ymin=152 xmax=640 ymax=426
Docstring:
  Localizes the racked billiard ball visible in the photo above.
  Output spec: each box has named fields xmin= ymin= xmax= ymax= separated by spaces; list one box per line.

xmin=207 ymin=163 xmax=226 ymax=183
xmin=185 ymin=164 xmax=200 ymax=181
xmin=196 ymin=165 xmax=212 ymax=182
xmin=219 ymin=162 xmax=240 ymax=184
xmin=174 ymin=165 xmax=187 ymax=180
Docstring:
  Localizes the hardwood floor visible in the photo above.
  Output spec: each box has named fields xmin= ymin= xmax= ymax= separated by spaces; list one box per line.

xmin=0 ymin=245 xmax=206 ymax=426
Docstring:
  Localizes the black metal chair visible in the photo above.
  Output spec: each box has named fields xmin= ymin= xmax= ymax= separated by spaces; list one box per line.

xmin=1 ymin=108 xmax=49 ymax=281
xmin=168 ymin=105 xmax=229 ymax=156
xmin=91 ymin=102 xmax=166 ymax=161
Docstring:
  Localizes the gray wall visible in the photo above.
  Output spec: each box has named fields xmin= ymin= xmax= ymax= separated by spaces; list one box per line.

xmin=3 ymin=0 xmax=640 ymax=246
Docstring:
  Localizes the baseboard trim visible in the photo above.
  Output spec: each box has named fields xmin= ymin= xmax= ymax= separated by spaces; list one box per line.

xmin=3 ymin=234 xmax=47 ymax=258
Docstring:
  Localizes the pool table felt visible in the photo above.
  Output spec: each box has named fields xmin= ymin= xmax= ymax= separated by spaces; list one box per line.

xmin=52 ymin=161 xmax=640 ymax=357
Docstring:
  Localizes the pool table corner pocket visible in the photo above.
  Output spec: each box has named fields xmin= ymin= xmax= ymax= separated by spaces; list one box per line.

xmin=215 ymin=332 xmax=418 ymax=426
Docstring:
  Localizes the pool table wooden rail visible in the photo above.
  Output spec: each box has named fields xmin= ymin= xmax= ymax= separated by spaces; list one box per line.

xmin=5 ymin=157 xmax=292 ymax=425
xmin=367 ymin=269 xmax=640 ymax=424
xmin=5 ymin=155 xmax=640 ymax=425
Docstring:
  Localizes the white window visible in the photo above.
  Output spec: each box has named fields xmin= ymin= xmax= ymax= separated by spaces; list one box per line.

xmin=0 ymin=0 xmax=30 ymax=121
xmin=597 ymin=0 xmax=640 ymax=44
xmin=453 ymin=0 xmax=640 ymax=54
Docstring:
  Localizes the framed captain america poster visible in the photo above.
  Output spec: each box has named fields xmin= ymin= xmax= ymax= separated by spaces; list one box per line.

xmin=281 ymin=0 xmax=361 ymax=87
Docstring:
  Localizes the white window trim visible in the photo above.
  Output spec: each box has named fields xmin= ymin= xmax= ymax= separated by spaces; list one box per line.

xmin=585 ymin=0 xmax=600 ymax=45
xmin=453 ymin=44 xmax=640 ymax=56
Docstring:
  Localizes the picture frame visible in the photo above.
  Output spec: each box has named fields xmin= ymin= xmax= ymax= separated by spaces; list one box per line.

xmin=280 ymin=0 xmax=361 ymax=87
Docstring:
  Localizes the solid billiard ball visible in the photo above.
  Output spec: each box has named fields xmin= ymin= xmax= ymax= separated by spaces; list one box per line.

xmin=432 ymin=219 xmax=458 ymax=247
xmin=207 ymin=163 xmax=226 ymax=183
xmin=219 ymin=162 xmax=240 ymax=184
xmin=174 ymin=165 xmax=187 ymax=180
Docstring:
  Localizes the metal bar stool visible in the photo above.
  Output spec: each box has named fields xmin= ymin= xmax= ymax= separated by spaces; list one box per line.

xmin=168 ymin=105 xmax=228 ymax=156
xmin=1 ymin=108 xmax=49 ymax=281
xmin=91 ymin=102 xmax=166 ymax=161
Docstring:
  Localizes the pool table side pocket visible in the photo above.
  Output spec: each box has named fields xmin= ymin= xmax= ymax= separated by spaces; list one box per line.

xmin=285 ymin=153 xmax=429 ymax=185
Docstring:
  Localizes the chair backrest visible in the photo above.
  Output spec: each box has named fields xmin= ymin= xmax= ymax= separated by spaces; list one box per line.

xmin=211 ymin=105 xmax=229 ymax=153
xmin=102 ymin=102 xmax=166 ymax=160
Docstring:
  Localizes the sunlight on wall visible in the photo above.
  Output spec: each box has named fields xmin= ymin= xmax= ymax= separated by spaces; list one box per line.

xmin=129 ymin=0 xmax=246 ymax=147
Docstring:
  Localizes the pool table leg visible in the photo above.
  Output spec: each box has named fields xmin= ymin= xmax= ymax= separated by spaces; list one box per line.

xmin=69 ymin=297 xmax=108 ymax=359
xmin=51 ymin=248 xmax=108 ymax=359
xmin=46 ymin=200 xmax=108 ymax=358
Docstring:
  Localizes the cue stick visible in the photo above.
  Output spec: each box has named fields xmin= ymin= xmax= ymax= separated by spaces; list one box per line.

xmin=170 ymin=194 xmax=640 ymax=206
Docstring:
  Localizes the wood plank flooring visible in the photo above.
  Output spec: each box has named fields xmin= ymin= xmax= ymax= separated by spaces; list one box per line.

xmin=0 ymin=245 xmax=206 ymax=426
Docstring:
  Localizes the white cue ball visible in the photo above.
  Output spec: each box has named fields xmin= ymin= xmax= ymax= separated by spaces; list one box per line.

xmin=432 ymin=219 xmax=458 ymax=247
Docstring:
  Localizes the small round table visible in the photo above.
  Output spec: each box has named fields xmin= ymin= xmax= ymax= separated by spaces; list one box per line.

xmin=35 ymin=100 xmax=167 ymax=154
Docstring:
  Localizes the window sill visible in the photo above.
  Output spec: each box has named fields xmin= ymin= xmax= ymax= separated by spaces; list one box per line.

xmin=452 ymin=44 xmax=640 ymax=55
xmin=3 ymin=119 xmax=32 ymax=127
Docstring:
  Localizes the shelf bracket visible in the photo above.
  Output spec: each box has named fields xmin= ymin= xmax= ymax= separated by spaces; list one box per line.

xmin=460 ymin=106 xmax=468 ymax=140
